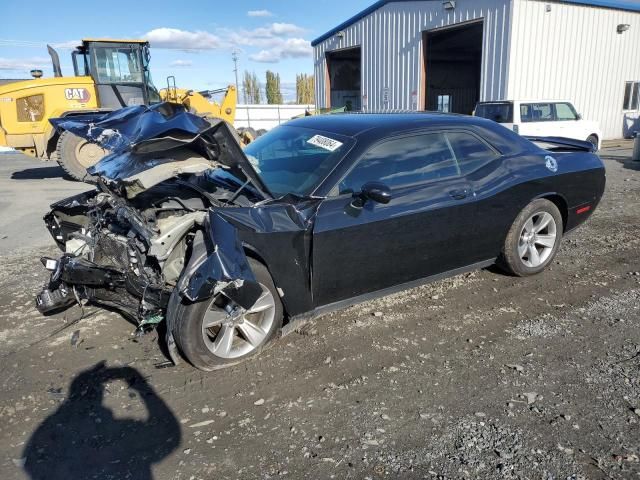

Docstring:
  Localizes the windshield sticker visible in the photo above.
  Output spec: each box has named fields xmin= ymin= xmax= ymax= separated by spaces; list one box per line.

xmin=307 ymin=135 xmax=343 ymax=152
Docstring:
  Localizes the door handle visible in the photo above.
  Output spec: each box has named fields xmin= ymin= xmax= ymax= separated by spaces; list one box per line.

xmin=449 ymin=188 xmax=470 ymax=200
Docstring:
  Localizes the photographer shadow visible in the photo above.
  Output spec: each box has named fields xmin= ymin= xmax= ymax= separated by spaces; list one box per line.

xmin=23 ymin=362 xmax=181 ymax=480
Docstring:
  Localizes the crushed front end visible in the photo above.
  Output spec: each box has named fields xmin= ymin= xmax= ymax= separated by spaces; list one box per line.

xmin=37 ymin=103 xmax=270 ymax=334
xmin=37 ymin=187 xmax=204 ymax=329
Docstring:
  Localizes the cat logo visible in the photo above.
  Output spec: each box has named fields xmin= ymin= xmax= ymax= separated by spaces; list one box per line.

xmin=64 ymin=88 xmax=91 ymax=103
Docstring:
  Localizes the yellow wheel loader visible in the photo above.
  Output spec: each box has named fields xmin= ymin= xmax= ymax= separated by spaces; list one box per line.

xmin=0 ymin=39 xmax=237 ymax=181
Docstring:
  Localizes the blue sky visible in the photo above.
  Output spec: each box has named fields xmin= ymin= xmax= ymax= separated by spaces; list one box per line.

xmin=0 ymin=0 xmax=372 ymax=101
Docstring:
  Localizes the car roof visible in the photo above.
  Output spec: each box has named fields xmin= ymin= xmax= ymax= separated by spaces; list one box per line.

xmin=284 ymin=111 xmax=494 ymax=138
xmin=477 ymin=100 xmax=573 ymax=104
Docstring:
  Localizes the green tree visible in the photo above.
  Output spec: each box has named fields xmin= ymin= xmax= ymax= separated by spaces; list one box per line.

xmin=296 ymin=73 xmax=315 ymax=104
xmin=265 ymin=70 xmax=283 ymax=104
xmin=242 ymin=71 xmax=262 ymax=104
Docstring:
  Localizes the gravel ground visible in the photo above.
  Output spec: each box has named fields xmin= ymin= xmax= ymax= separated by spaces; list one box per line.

xmin=0 ymin=142 xmax=639 ymax=479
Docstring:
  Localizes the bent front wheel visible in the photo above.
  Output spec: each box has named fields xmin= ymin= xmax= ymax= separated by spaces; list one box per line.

xmin=174 ymin=258 xmax=283 ymax=371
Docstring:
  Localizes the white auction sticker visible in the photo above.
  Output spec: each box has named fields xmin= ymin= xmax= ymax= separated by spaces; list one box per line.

xmin=307 ymin=135 xmax=343 ymax=152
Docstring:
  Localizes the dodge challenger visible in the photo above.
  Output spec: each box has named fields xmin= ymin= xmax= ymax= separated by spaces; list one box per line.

xmin=36 ymin=103 xmax=605 ymax=370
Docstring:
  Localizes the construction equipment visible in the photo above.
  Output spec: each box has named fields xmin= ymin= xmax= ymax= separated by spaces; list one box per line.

xmin=0 ymin=39 xmax=237 ymax=181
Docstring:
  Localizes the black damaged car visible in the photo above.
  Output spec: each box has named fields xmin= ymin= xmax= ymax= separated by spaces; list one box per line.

xmin=37 ymin=104 xmax=605 ymax=370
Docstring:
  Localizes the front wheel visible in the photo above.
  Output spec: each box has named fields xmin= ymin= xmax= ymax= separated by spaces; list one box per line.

xmin=586 ymin=134 xmax=599 ymax=151
xmin=498 ymin=199 xmax=563 ymax=276
xmin=174 ymin=258 xmax=283 ymax=371
xmin=54 ymin=131 xmax=107 ymax=182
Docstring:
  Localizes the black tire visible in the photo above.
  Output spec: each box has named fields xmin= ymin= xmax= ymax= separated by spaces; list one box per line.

xmin=586 ymin=134 xmax=599 ymax=151
xmin=498 ymin=199 xmax=563 ymax=277
xmin=243 ymin=127 xmax=258 ymax=140
xmin=256 ymin=128 xmax=267 ymax=137
xmin=55 ymin=131 xmax=105 ymax=183
xmin=173 ymin=258 xmax=283 ymax=371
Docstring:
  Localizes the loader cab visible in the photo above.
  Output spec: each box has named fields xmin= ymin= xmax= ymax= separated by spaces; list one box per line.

xmin=72 ymin=39 xmax=161 ymax=109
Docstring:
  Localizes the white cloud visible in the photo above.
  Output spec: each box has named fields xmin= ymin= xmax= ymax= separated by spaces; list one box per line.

xmin=249 ymin=23 xmax=306 ymax=39
xmin=169 ymin=59 xmax=193 ymax=67
xmin=144 ymin=28 xmax=221 ymax=50
xmin=141 ymin=22 xmax=311 ymax=64
xmin=220 ymin=22 xmax=311 ymax=62
xmin=249 ymin=38 xmax=312 ymax=63
xmin=247 ymin=9 xmax=273 ymax=17
xmin=269 ymin=23 xmax=305 ymax=36
xmin=0 ymin=57 xmax=50 ymax=71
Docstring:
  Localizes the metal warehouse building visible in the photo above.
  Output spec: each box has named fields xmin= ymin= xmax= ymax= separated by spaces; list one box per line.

xmin=312 ymin=0 xmax=640 ymax=139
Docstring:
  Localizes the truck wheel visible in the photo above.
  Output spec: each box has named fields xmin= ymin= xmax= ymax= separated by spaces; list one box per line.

xmin=173 ymin=258 xmax=283 ymax=371
xmin=498 ymin=199 xmax=563 ymax=277
xmin=54 ymin=131 xmax=107 ymax=182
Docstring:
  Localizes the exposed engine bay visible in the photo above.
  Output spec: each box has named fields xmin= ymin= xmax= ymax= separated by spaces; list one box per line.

xmin=37 ymin=174 xmax=251 ymax=330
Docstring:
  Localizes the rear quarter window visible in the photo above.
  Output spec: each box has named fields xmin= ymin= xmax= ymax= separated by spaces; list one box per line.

xmin=446 ymin=131 xmax=499 ymax=175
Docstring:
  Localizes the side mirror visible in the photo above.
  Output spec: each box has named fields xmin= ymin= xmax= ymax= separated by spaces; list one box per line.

xmin=352 ymin=182 xmax=392 ymax=208
xmin=576 ymin=113 xmax=582 ymax=120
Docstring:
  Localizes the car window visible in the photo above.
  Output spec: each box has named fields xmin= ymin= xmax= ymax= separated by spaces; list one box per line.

xmin=474 ymin=103 xmax=513 ymax=123
xmin=446 ymin=131 xmax=499 ymax=174
xmin=339 ymin=133 xmax=459 ymax=194
xmin=521 ymin=103 xmax=554 ymax=123
xmin=554 ymin=103 xmax=578 ymax=121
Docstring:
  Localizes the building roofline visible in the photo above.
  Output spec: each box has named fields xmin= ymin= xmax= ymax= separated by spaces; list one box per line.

xmin=311 ymin=0 xmax=417 ymax=47
xmin=311 ymin=0 xmax=640 ymax=47
xmin=557 ymin=0 xmax=640 ymax=13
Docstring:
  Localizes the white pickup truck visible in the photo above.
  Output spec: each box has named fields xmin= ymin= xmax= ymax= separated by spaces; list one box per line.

xmin=474 ymin=100 xmax=602 ymax=150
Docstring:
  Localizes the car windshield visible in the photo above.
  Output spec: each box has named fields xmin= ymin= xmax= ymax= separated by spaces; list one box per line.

xmin=243 ymin=125 xmax=354 ymax=197
xmin=475 ymin=103 xmax=513 ymax=123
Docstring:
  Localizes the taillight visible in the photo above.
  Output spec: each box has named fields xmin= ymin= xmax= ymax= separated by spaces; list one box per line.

xmin=16 ymin=94 xmax=45 ymax=122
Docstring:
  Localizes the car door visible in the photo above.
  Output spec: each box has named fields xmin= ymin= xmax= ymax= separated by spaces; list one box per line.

xmin=553 ymin=102 xmax=582 ymax=141
xmin=311 ymin=131 xmax=480 ymax=308
xmin=518 ymin=102 xmax=556 ymax=137
xmin=444 ymin=130 xmax=507 ymax=260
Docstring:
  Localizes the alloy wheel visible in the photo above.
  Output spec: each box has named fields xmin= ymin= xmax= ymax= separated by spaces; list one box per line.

xmin=201 ymin=284 xmax=276 ymax=359
xmin=518 ymin=211 xmax=557 ymax=268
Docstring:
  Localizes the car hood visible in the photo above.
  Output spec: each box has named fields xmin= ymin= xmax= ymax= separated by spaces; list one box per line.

xmin=50 ymin=102 xmax=272 ymax=199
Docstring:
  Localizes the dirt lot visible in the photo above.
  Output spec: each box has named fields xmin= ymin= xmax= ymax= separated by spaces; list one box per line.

xmin=0 ymin=143 xmax=639 ymax=480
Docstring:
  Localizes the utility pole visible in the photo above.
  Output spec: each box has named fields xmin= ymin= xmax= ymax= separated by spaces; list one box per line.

xmin=231 ymin=50 xmax=239 ymax=94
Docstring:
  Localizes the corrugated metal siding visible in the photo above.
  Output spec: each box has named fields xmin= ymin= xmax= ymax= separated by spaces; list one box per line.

xmin=509 ymin=0 xmax=640 ymax=138
xmin=314 ymin=0 xmax=512 ymax=111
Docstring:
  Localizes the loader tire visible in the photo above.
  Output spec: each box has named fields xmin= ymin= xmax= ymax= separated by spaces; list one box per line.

xmin=55 ymin=131 xmax=106 ymax=183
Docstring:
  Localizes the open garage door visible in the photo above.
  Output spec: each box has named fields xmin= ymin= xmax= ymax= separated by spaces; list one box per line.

xmin=423 ymin=22 xmax=483 ymax=115
xmin=326 ymin=47 xmax=361 ymax=111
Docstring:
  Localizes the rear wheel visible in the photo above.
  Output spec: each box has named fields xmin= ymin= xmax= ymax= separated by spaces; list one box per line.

xmin=55 ymin=131 xmax=107 ymax=182
xmin=499 ymin=199 xmax=563 ymax=276
xmin=586 ymin=134 xmax=599 ymax=151
xmin=174 ymin=258 xmax=283 ymax=371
